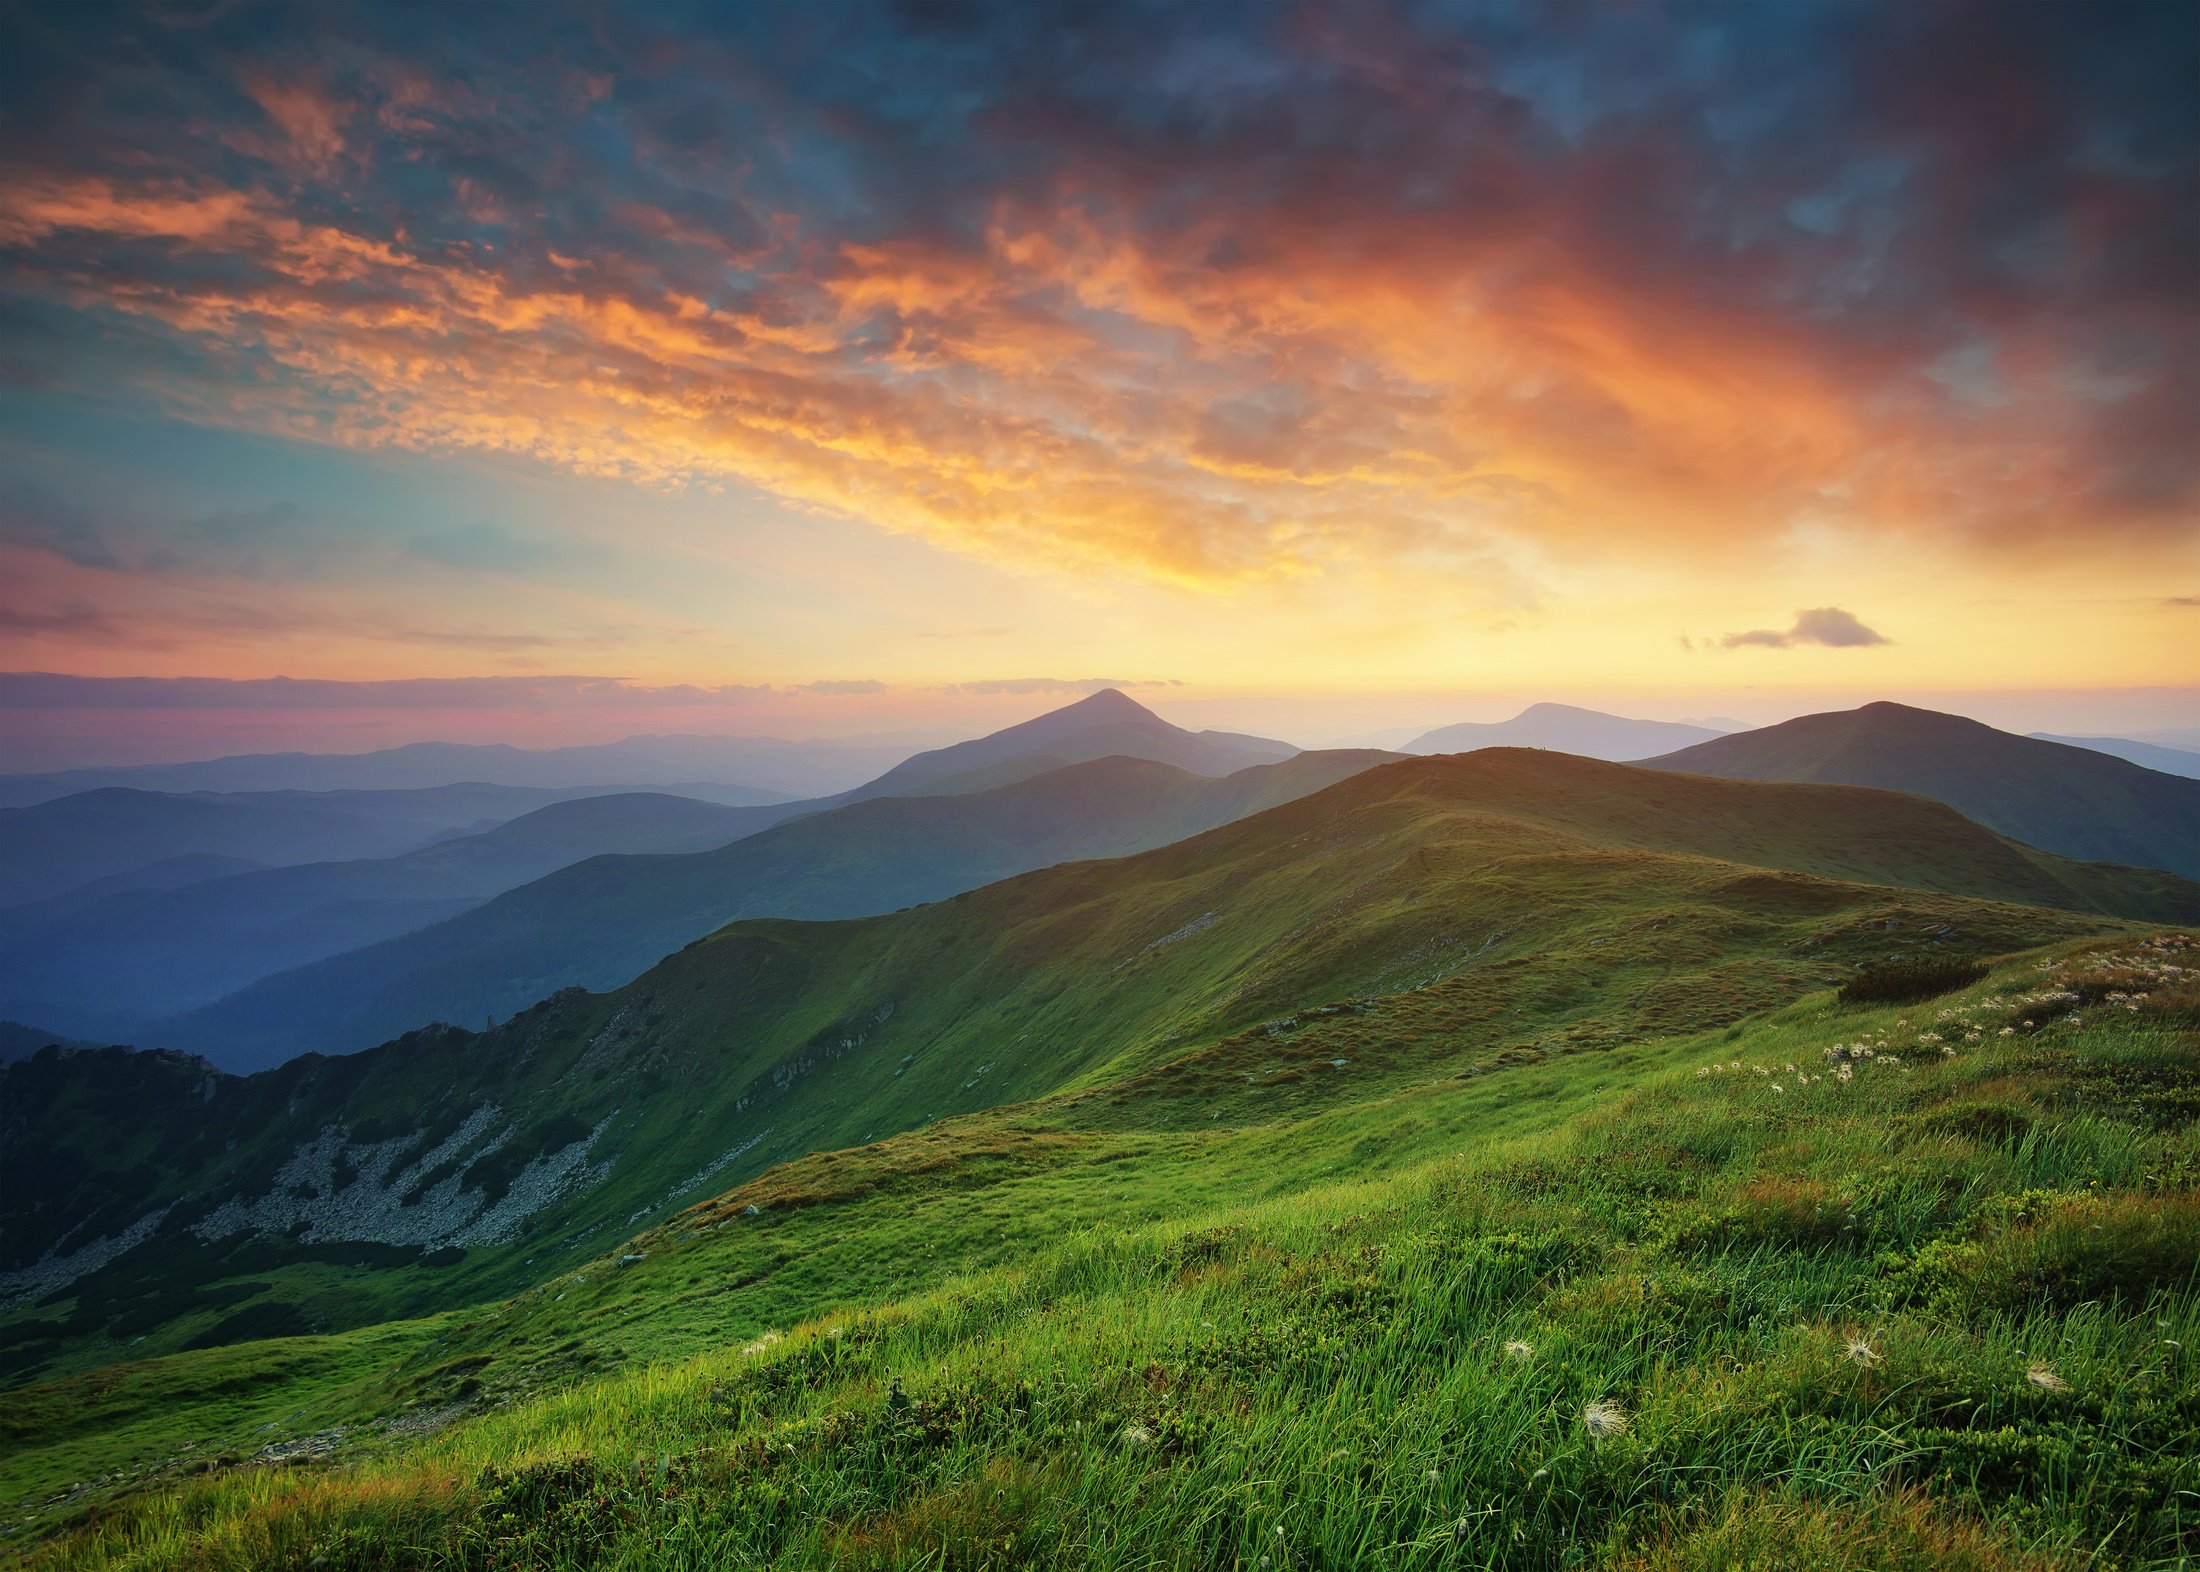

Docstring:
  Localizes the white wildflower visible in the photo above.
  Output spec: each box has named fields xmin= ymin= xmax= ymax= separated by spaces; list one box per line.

xmin=1581 ymin=1399 xmax=1630 ymax=1438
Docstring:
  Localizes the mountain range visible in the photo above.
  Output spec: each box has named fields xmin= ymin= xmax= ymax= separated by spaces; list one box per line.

xmin=0 ymin=792 xmax=813 ymax=1036
xmin=7 ymin=744 xmax=2189 ymax=1387
xmin=11 ymin=693 xmax=2198 ymax=1069
xmin=2032 ymin=732 xmax=2200 ymax=779
xmin=1645 ymin=701 xmax=2200 ymax=878
xmin=0 ymin=782 xmax=672 ymax=909
xmin=0 ymin=733 xmax=903 ymax=808
xmin=0 ymin=694 xmax=1310 ymax=1057
xmin=136 ymin=749 xmax=1390 ymax=1070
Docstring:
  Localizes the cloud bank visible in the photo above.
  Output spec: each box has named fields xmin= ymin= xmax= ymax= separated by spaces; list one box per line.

xmin=0 ymin=0 xmax=2189 ymax=597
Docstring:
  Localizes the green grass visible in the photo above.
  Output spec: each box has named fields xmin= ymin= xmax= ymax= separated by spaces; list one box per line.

xmin=9 ymin=752 xmax=2176 ymax=1396
xmin=7 ymin=931 xmax=2196 ymax=1569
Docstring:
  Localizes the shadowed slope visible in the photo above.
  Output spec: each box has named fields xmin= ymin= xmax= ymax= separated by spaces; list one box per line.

xmin=1644 ymin=702 xmax=2200 ymax=878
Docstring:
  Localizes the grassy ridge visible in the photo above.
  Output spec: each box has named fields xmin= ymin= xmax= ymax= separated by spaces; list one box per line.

xmin=5 ymin=931 xmax=2194 ymax=1568
xmin=8 ymin=753 xmax=2174 ymax=1390
xmin=1645 ymin=702 xmax=2200 ymax=880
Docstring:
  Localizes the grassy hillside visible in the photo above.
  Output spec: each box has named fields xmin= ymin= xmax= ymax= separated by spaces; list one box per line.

xmin=145 ymin=751 xmax=1398 ymax=1069
xmin=5 ymin=753 xmax=2187 ymax=1401
xmin=3 ymin=916 xmax=2193 ymax=1568
xmin=1645 ymin=703 xmax=2200 ymax=879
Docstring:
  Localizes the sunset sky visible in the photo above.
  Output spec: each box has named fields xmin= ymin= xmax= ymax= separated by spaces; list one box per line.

xmin=1 ymin=0 xmax=2193 ymax=765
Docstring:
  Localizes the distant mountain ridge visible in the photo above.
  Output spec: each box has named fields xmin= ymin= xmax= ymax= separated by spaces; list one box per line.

xmin=0 ymin=782 xmax=668 ymax=909
xmin=2032 ymin=734 xmax=2200 ymax=780
xmin=845 ymin=688 xmax=1295 ymax=797
xmin=0 ymin=1020 xmax=103 ymax=1065
xmin=0 ymin=734 xmax=882 ymax=806
xmin=0 ymin=792 xmax=815 ymax=1036
xmin=1645 ymin=702 xmax=2200 ymax=878
xmin=1 ymin=692 xmax=1314 ymax=1055
xmin=145 ymin=748 xmax=1392 ymax=1070
xmin=1405 ymin=703 xmax=1729 ymax=760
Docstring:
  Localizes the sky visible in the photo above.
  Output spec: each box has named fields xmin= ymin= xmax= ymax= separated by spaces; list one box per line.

xmin=0 ymin=0 xmax=2194 ymax=765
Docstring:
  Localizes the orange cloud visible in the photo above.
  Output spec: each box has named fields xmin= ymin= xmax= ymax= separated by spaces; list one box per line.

xmin=0 ymin=147 xmax=2182 ymax=597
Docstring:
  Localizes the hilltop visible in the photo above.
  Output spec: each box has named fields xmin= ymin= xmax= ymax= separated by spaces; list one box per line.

xmin=1645 ymin=701 xmax=2200 ymax=878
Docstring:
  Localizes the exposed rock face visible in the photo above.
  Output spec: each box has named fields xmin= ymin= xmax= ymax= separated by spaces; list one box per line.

xmin=186 ymin=1106 xmax=619 ymax=1251
xmin=0 ymin=1204 xmax=173 ymax=1303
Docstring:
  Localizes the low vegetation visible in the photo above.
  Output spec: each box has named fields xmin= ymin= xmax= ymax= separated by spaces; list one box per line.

xmin=5 ymin=932 xmax=2194 ymax=1569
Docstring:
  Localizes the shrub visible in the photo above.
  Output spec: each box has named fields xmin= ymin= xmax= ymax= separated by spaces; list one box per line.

xmin=1839 ymin=957 xmax=1988 ymax=1007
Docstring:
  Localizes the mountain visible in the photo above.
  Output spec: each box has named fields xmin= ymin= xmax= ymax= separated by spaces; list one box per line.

xmin=0 ymin=1020 xmax=103 ymax=1064
xmin=0 ymin=736 xmax=856 ymax=807
xmin=2032 ymin=733 xmax=2200 ymax=780
xmin=0 ymin=694 xmax=1302 ymax=1050
xmin=845 ymin=688 xmax=1295 ymax=798
xmin=144 ymin=750 xmax=1398 ymax=1069
xmin=1644 ymin=702 xmax=2200 ymax=878
xmin=4 ymin=749 xmax=2187 ymax=1394
xmin=0 ymin=793 xmax=811 ymax=1039
xmin=1404 ymin=702 xmax=1730 ymax=759
xmin=0 ymin=783 xmax=645 ymax=909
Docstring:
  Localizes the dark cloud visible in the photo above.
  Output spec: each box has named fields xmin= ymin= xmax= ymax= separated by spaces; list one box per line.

xmin=0 ymin=0 xmax=2191 ymax=579
xmin=1720 ymin=607 xmax=1891 ymax=650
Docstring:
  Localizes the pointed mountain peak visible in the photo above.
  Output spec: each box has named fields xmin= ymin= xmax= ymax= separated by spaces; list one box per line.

xmin=1051 ymin=687 xmax=1158 ymax=723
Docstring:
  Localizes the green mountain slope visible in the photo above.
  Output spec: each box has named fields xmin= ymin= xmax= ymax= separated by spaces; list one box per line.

xmin=5 ymin=751 xmax=2186 ymax=1397
xmin=3 ymin=805 xmax=2195 ymax=1566
xmin=1644 ymin=701 xmax=2200 ymax=878
xmin=146 ymin=751 xmax=1396 ymax=1070
xmin=0 ymin=793 xmax=801 ymax=1038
